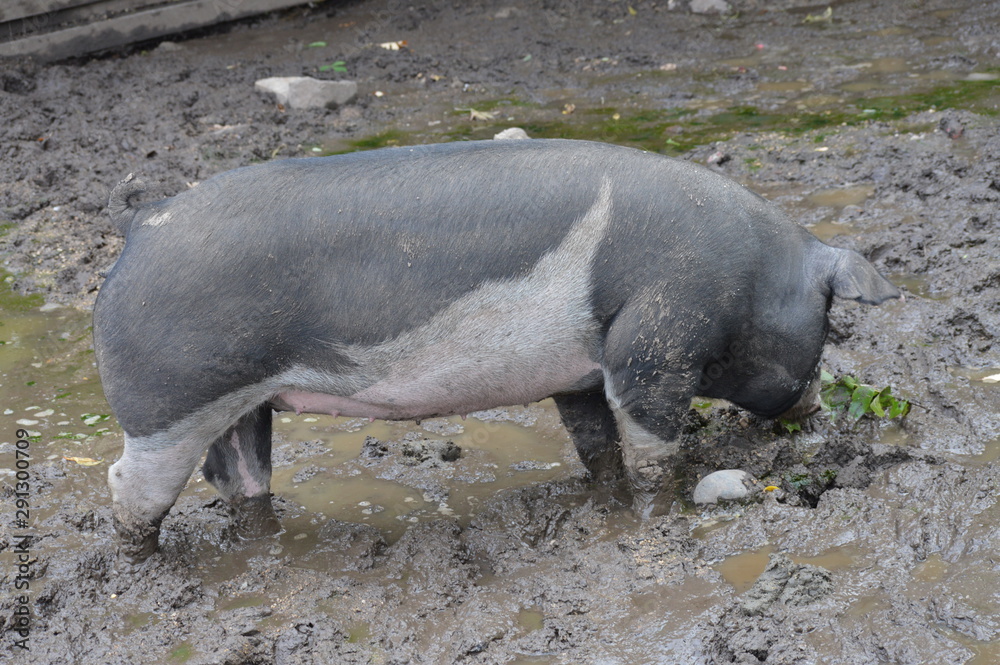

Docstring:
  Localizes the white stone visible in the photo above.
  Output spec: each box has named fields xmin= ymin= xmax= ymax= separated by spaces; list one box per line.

xmin=690 ymin=0 xmax=731 ymax=14
xmin=693 ymin=469 xmax=754 ymax=504
xmin=493 ymin=127 xmax=531 ymax=140
xmin=255 ymin=76 xmax=358 ymax=110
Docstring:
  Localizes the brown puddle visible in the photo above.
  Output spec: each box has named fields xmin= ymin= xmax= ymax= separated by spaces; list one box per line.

xmin=805 ymin=184 xmax=877 ymax=209
xmin=890 ymin=273 xmax=952 ymax=301
xmin=966 ymin=640 xmax=1000 ymax=665
xmin=516 ymin=607 xmax=545 ymax=633
xmin=263 ymin=405 xmax=574 ymax=540
xmin=846 ymin=595 xmax=890 ymax=618
xmin=716 ymin=544 xmax=863 ymax=594
xmin=715 ymin=545 xmax=774 ymax=593
xmin=971 ymin=436 xmax=1000 ymax=464
xmin=948 ymin=366 xmax=1000 ymax=384
xmin=910 ymin=553 xmax=948 ymax=583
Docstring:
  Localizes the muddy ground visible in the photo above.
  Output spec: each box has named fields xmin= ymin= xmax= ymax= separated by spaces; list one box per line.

xmin=1 ymin=0 xmax=999 ymax=663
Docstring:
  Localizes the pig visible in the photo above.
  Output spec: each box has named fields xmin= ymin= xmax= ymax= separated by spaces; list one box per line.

xmin=94 ymin=139 xmax=901 ymax=561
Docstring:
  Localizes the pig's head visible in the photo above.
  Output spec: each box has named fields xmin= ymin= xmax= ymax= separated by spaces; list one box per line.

xmin=700 ymin=239 xmax=901 ymax=421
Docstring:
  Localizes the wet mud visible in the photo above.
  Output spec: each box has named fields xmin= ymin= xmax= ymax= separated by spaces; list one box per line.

xmin=1 ymin=1 xmax=999 ymax=663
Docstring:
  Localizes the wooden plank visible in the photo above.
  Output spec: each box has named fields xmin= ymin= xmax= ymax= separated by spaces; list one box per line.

xmin=0 ymin=0 xmax=314 ymax=61
xmin=1 ymin=1 xmax=105 ymax=24
xmin=1 ymin=1 xmax=163 ymax=32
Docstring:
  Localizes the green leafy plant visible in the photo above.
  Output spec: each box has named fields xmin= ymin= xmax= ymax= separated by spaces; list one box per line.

xmin=81 ymin=413 xmax=111 ymax=426
xmin=779 ymin=419 xmax=802 ymax=433
xmin=819 ymin=370 xmax=910 ymax=421
xmin=786 ymin=472 xmax=812 ymax=489
xmin=319 ymin=61 xmax=348 ymax=73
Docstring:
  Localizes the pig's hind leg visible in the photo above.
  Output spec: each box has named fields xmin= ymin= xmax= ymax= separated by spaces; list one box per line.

xmin=109 ymin=429 xmax=216 ymax=562
xmin=202 ymin=404 xmax=281 ymax=540
xmin=553 ymin=391 xmax=624 ymax=484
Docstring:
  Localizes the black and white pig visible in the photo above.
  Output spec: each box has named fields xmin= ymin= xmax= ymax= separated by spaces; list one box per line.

xmin=94 ymin=138 xmax=901 ymax=561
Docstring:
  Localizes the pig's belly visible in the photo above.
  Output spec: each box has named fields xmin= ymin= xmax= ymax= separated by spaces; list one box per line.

xmin=270 ymin=183 xmax=612 ymax=421
xmin=273 ymin=350 xmax=602 ymax=421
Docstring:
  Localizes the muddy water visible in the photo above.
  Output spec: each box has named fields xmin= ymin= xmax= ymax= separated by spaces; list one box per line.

xmin=265 ymin=407 xmax=574 ymax=542
xmin=0 ymin=294 xmax=578 ymax=534
xmin=0 ymin=303 xmax=116 ymax=487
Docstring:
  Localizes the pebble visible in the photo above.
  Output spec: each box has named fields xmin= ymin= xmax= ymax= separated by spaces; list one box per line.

xmin=690 ymin=0 xmax=731 ymax=14
xmin=693 ymin=469 xmax=755 ymax=504
xmin=938 ymin=115 xmax=964 ymax=139
xmin=494 ymin=127 xmax=530 ymax=140
xmin=254 ymin=76 xmax=358 ymax=110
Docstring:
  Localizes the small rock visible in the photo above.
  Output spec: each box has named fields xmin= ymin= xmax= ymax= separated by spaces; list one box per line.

xmin=690 ymin=0 xmax=731 ymax=14
xmin=493 ymin=127 xmax=530 ymax=140
xmin=706 ymin=150 xmax=731 ymax=166
xmin=255 ymin=76 xmax=358 ymax=110
xmin=938 ymin=114 xmax=964 ymax=139
xmin=693 ymin=469 xmax=755 ymax=504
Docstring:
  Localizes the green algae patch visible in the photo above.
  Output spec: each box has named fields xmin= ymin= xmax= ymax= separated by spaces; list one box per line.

xmin=1 ymin=271 xmax=45 ymax=312
xmin=167 ymin=642 xmax=195 ymax=662
xmin=349 ymin=129 xmax=409 ymax=150
xmin=859 ymin=77 xmax=1000 ymax=119
xmin=329 ymin=74 xmax=998 ymax=158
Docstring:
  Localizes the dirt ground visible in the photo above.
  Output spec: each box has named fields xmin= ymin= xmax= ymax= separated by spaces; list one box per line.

xmin=1 ymin=0 xmax=999 ymax=663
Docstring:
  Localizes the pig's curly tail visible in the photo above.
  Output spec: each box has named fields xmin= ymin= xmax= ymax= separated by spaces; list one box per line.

xmin=107 ymin=173 xmax=145 ymax=234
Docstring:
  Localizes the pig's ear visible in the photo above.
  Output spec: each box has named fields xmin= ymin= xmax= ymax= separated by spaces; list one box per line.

xmin=828 ymin=248 xmax=903 ymax=305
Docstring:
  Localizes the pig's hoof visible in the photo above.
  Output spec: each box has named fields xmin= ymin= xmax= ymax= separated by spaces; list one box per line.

xmin=627 ymin=458 xmax=676 ymax=519
xmin=632 ymin=491 xmax=656 ymax=520
xmin=114 ymin=520 xmax=160 ymax=563
xmin=231 ymin=494 xmax=282 ymax=540
xmin=625 ymin=458 xmax=670 ymax=498
xmin=630 ymin=491 xmax=674 ymax=520
xmin=634 ymin=458 xmax=665 ymax=485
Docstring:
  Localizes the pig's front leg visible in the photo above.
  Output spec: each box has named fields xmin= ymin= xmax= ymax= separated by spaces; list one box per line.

xmin=601 ymin=300 xmax=702 ymax=518
xmin=202 ymin=405 xmax=281 ymax=540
